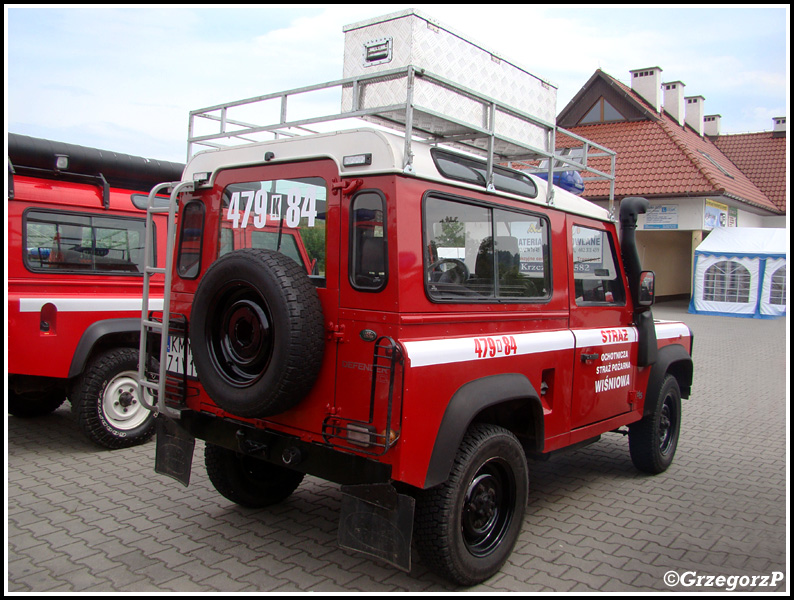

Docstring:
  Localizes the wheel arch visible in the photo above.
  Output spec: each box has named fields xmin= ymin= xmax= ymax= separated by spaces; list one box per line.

xmin=643 ymin=343 xmax=693 ymax=417
xmin=68 ymin=318 xmax=141 ymax=379
xmin=423 ymin=373 xmax=543 ymax=489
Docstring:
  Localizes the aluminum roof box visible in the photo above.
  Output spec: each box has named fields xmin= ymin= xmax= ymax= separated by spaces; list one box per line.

xmin=342 ymin=9 xmax=558 ymax=153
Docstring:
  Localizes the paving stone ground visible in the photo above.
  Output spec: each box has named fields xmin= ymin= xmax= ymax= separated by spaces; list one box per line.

xmin=6 ymin=300 xmax=789 ymax=592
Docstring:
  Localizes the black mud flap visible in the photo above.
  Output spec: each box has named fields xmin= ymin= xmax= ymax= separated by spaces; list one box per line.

xmin=155 ymin=416 xmax=195 ymax=487
xmin=338 ymin=483 xmax=415 ymax=573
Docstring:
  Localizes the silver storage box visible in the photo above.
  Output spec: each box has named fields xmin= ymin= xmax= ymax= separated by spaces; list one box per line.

xmin=342 ymin=9 xmax=558 ymax=155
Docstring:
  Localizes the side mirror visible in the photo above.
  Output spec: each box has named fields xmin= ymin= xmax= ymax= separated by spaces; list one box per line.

xmin=638 ymin=270 xmax=655 ymax=306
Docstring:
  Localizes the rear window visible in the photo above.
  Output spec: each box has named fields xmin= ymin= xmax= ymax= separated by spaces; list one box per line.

xmin=219 ymin=177 xmax=327 ymax=282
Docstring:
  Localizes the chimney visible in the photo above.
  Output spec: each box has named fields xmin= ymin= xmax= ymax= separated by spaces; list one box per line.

xmin=630 ymin=67 xmax=662 ymax=112
xmin=772 ymin=116 xmax=786 ymax=133
xmin=663 ymin=81 xmax=686 ymax=126
xmin=685 ymin=95 xmax=705 ymax=136
xmin=704 ymin=114 xmax=721 ymax=137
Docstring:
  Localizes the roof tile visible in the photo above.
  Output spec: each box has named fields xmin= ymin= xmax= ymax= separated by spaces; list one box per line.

xmin=557 ymin=71 xmax=782 ymax=214
xmin=712 ymin=131 xmax=787 ymax=212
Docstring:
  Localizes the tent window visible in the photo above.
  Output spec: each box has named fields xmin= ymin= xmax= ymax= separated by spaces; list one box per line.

xmin=703 ymin=260 xmax=751 ymax=303
xmin=769 ymin=266 xmax=786 ymax=305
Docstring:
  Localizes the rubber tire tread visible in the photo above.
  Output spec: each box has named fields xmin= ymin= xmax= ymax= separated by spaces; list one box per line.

xmin=189 ymin=248 xmax=324 ymax=418
xmin=71 ymin=347 xmax=156 ymax=449
xmin=204 ymin=443 xmax=305 ymax=508
xmin=629 ymin=374 xmax=681 ymax=474
xmin=413 ymin=423 xmax=528 ymax=586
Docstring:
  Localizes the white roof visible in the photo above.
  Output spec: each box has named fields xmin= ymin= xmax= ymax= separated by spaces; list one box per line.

xmin=184 ymin=128 xmax=610 ymax=221
xmin=695 ymin=227 xmax=787 ymax=257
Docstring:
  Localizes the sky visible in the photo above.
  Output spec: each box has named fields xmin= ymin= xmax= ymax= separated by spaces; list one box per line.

xmin=5 ymin=5 xmax=790 ymax=165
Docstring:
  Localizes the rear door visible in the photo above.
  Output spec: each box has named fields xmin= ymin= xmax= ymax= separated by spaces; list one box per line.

xmin=167 ymin=159 xmax=341 ymax=423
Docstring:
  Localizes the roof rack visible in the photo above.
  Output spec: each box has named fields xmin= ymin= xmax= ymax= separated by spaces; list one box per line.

xmin=187 ymin=66 xmax=617 ymax=214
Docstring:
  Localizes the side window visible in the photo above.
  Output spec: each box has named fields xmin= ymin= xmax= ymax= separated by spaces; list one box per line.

xmin=424 ymin=195 xmax=550 ymax=301
xmin=350 ymin=191 xmax=387 ymax=291
xmin=494 ymin=209 xmax=550 ymax=299
xmin=177 ymin=200 xmax=205 ymax=279
xmin=24 ymin=209 xmax=149 ymax=274
xmin=572 ymin=225 xmax=625 ymax=305
xmin=220 ymin=177 xmax=327 ymax=284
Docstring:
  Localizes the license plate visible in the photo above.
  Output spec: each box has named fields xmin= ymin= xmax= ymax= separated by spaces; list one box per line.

xmin=166 ymin=335 xmax=197 ymax=378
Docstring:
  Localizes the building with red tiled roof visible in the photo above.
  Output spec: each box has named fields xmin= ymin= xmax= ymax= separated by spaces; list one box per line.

xmin=712 ymin=122 xmax=787 ymax=213
xmin=551 ymin=67 xmax=785 ymax=297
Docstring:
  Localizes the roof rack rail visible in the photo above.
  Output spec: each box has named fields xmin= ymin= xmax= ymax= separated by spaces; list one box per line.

xmin=187 ymin=66 xmax=617 ymax=214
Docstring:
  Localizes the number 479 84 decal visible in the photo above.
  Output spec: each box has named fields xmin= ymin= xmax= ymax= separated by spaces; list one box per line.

xmin=226 ymin=188 xmax=317 ymax=229
xmin=474 ymin=335 xmax=518 ymax=359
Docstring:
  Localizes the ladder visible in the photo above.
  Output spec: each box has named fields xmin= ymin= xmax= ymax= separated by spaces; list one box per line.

xmin=137 ymin=180 xmax=194 ymax=419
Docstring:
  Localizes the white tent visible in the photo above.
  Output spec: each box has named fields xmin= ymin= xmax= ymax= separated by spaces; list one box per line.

xmin=689 ymin=227 xmax=787 ymax=318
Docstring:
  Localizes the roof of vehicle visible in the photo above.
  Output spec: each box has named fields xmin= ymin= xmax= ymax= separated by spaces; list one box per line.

xmin=8 ymin=133 xmax=185 ymax=193
xmin=184 ymin=128 xmax=611 ymax=221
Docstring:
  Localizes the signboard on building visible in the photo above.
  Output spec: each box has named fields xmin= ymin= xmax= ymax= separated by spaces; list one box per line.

xmin=728 ymin=206 xmax=738 ymax=227
xmin=704 ymin=198 xmax=729 ymax=230
xmin=644 ymin=204 xmax=678 ymax=229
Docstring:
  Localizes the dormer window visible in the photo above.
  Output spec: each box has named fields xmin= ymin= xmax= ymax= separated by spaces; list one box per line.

xmin=579 ymin=97 xmax=625 ymax=124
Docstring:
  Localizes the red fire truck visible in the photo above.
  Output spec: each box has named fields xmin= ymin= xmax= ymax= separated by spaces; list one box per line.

xmin=7 ymin=133 xmax=184 ymax=449
xmin=138 ymin=23 xmax=693 ymax=584
xmin=139 ymin=129 xmax=693 ymax=587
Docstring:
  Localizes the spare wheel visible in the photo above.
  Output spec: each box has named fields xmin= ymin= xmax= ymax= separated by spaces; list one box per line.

xmin=189 ymin=248 xmax=324 ymax=418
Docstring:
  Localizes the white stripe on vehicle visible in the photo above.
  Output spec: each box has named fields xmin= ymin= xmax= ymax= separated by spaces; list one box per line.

xmin=401 ymin=321 xmax=689 ymax=369
xmin=654 ymin=321 xmax=691 ymax=340
xmin=572 ymin=327 xmax=637 ymax=347
xmin=402 ymin=330 xmax=575 ymax=368
xmin=18 ymin=297 xmax=164 ymax=313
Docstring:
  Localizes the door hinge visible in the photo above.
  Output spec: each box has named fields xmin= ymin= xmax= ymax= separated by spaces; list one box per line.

xmin=327 ymin=322 xmax=346 ymax=342
xmin=331 ymin=178 xmax=363 ymax=196
xmin=628 ymin=389 xmax=643 ymax=408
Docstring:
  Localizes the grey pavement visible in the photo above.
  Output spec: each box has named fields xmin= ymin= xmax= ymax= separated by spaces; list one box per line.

xmin=6 ymin=300 xmax=789 ymax=593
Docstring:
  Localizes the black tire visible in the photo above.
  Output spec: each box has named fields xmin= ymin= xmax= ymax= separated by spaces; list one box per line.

xmin=71 ymin=348 xmax=156 ymax=449
xmin=414 ymin=424 xmax=528 ymax=586
xmin=8 ymin=385 xmax=66 ymax=418
xmin=205 ymin=443 xmax=305 ymax=508
xmin=629 ymin=375 xmax=682 ymax=474
xmin=189 ymin=248 xmax=324 ymax=418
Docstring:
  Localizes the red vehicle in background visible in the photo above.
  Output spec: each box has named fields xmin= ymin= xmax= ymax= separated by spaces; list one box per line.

xmin=7 ymin=133 xmax=184 ymax=448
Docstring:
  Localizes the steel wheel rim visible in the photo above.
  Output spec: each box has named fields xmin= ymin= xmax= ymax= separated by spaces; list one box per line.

xmin=462 ymin=458 xmax=516 ymax=557
xmin=101 ymin=370 xmax=150 ymax=430
xmin=208 ymin=283 xmax=274 ymax=387
xmin=658 ymin=394 xmax=677 ymax=456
